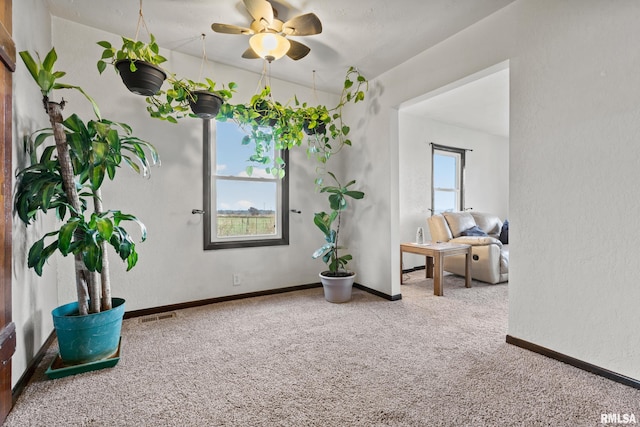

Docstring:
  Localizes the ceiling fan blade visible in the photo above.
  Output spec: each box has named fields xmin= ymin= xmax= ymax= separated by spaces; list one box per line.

xmin=243 ymin=0 xmax=274 ymax=28
xmin=241 ymin=47 xmax=261 ymax=59
xmin=286 ymin=39 xmax=311 ymax=60
xmin=212 ymin=23 xmax=254 ymax=35
xmin=282 ymin=13 xmax=322 ymax=36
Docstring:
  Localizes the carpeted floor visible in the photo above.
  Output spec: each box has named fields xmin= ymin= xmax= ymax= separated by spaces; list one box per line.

xmin=5 ymin=271 xmax=640 ymax=426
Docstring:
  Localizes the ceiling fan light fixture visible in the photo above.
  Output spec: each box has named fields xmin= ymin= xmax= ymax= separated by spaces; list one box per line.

xmin=249 ymin=32 xmax=290 ymax=62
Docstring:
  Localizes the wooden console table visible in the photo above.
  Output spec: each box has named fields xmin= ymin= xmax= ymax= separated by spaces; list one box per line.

xmin=400 ymin=242 xmax=472 ymax=296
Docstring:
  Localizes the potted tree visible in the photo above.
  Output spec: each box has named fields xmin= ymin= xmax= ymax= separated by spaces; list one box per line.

xmin=96 ymin=34 xmax=168 ymax=96
xmin=312 ymin=173 xmax=364 ymax=303
xmin=17 ymin=49 xmax=159 ymax=376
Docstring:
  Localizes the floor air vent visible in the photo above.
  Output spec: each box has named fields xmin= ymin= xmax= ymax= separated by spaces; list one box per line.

xmin=139 ymin=312 xmax=177 ymax=324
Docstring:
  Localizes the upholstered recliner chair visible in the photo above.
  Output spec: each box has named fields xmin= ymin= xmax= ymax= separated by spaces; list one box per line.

xmin=427 ymin=211 xmax=508 ymax=284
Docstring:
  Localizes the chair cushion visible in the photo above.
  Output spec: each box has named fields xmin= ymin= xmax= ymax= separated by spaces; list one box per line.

xmin=471 ymin=212 xmax=503 ymax=236
xmin=499 ymin=219 xmax=509 ymax=244
xmin=443 ymin=212 xmax=476 ymax=238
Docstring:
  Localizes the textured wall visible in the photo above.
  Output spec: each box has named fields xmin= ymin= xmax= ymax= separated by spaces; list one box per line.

xmin=344 ymin=0 xmax=640 ymax=380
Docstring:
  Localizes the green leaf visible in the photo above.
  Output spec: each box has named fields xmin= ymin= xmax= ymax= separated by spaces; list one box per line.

xmin=58 ymin=219 xmax=80 ymax=255
xmin=83 ymin=243 xmax=100 ymax=272
xmin=97 ymin=60 xmax=107 ymax=74
xmin=126 ymin=248 xmax=139 ymax=271
xmin=27 ymin=238 xmax=45 ymax=269
xmin=42 ymin=48 xmax=58 ymax=72
xmin=19 ymin=51 xmax=40 ymax=84
xmin=345 ymin=190 xmax=365 ymax=200
xmin=95 ymin=217 xmax=114 ymax=240
xmin=90 ymin=164 xmax=106 ymax=190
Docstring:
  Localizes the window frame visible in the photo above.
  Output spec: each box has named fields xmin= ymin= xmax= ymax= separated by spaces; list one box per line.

xmin=203 ymin=119 xmax=289 ymax=250
xmin=431 ymin=143 xmax=466 ymax=214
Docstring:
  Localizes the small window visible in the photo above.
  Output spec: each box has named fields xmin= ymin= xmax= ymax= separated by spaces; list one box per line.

xmin=431 ymin=144 xmax=466 ymax=214
xmin=204 ymin=120 xmax=289 ymax=249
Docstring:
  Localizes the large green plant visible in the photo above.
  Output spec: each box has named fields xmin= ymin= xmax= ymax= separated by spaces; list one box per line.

xmin=18 ymin=49 xmax=159 ymax=315
xmin=312 ymin=173 xmax=364 ymax=275
xmin=217 ymin=67 xmax=368 ymax=179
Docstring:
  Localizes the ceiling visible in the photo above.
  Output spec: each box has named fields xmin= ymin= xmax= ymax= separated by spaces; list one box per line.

xmin=45 ymin=0 xmax=513 ymax=135
xmin=402 ymin=68 xmax=510 ymax=137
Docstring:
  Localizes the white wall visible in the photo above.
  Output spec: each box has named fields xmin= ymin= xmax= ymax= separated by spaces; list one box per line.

xmin=507 ymin=0 xmax=640 ymax=381
xmin=12 ymin=0 xmax=640 ymax=389
xmin=10 ymin=11 xmax=340 ymax=386
xmin=344 ymin=0 xmax=640 ymax=381
xmin=11 ymin=0 xmax=58 ymax=388
xmin=51 ymin=17 xmax=340 ymax=310
xmin=399 ymin=114 xmax=508 ymax=269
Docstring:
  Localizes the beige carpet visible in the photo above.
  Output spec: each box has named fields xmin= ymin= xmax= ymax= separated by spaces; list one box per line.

xmin=5 ymin=271 xmax=640 ymax=426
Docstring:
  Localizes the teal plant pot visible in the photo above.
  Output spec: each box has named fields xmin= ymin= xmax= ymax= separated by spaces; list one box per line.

xmin=52 ymin=298 xmax=125 ymax=365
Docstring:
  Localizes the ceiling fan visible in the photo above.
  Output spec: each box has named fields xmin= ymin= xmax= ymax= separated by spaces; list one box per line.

xmin=211 ymin=0 xmax=322 ymax=62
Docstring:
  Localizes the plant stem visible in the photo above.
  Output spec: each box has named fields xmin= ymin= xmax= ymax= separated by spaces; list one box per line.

xmin=93 ymin=189 xmax=112 ymax=311
xmin=46 ymin=100 xmax=90 ymax=315
xmin=334 ymin=210 xmax=341 ymax=271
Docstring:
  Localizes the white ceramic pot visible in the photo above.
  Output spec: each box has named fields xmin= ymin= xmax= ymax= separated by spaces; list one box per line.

xmin=319 ymin=272 xmax=356 ymax=303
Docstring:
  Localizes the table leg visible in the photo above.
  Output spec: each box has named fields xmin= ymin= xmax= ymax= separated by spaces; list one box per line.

xmin=465 ymin=248 xmax=472 ymax=288
xmin=426 ymin=256 xmax=433 ymax=278
xmin=434 ymin=253 xmax=444 ymax=296
xmin=400 ymin=248 xmax=404 ymax=285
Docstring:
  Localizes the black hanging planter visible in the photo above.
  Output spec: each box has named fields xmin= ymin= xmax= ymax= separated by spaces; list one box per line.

xmin=303 ymin=120 xmax=327 ymax=136
xmin=115 ymin=60 xmax=166 ymax=96
xmin=189 ymin=91 xmax=223 ymax=119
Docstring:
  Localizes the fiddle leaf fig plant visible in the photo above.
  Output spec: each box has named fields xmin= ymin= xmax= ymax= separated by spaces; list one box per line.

xmin=18 ymin=48 xmax=159 ymax=315
xmin=312 ymin=172 xmax=365 ymax=275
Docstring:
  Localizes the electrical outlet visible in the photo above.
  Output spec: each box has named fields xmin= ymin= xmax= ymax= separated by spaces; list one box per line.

xmin=232 ymin=273 xmax=242 ymax=286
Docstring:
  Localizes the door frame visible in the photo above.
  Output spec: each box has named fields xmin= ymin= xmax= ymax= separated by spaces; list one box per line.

xmin=0 ymin=0 xmax=16 ymax=423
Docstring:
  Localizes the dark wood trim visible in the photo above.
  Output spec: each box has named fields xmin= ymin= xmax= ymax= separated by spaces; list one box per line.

xmin=125 ymin=279 xmax=400 ymax=319
xmin=125 ymin=282 xmax=322 ymax=319
xmin=12 ymin=331 xmax=56 ymax=405
xmin=506 ymin=335 xmax=640 ymax=390
xmin=0 ymin=323 xmax=15 ymax=364
xmin=0 ymin=1 xmax=13 ymax=422
xmin=354 ymin=283 xmax=402 ymax=301
xmin=0 ymin=20 xmax=15 ymax=72
xmin=402 ymin=265 xmax=426 ymax=274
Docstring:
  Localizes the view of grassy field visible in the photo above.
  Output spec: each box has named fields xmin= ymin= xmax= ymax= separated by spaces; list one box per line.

xmin=217 ymin=214 xmax=276 ymax=237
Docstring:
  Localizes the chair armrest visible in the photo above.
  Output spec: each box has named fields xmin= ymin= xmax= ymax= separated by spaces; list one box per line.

xmin=450 ymin=236 xmax=503 ymax=248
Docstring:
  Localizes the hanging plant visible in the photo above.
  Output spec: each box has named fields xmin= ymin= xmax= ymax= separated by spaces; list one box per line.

xmin=96 ymin=1 xmax=168 ymax=96
xmin=218 ymin=67 xmax=368 ymax=179
xmin=145 ymin=77 xmax=236 ymax=123
xmin=217 ymin=86 xmax=304 ymax=178
xmin=144 ymin=34 xmax=237 ymax=122
xmin=298 ymin=67 xmax=368 ymax=172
